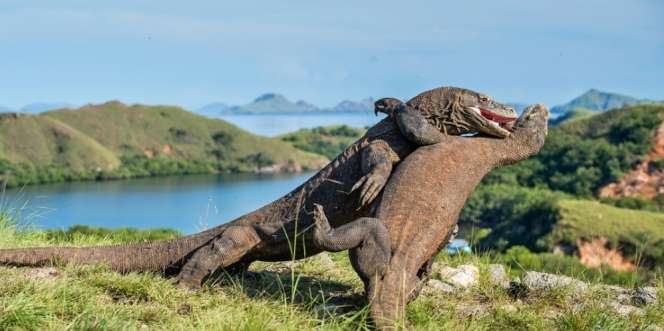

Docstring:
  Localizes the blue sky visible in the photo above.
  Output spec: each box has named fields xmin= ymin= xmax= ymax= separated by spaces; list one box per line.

xmin=0 ymin=0 xmax=662 ymax=109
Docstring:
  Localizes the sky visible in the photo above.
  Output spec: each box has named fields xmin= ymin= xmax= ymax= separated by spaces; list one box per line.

xmin=0 ymin=0 xmax=662 ymax=110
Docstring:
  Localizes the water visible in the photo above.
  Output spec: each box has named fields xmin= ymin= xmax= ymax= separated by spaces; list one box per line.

xmin=2 ymin=113 xmax=378 ymax=234
xmin=3 ymin=173 xmax=315 ymax=234
xmin=218 ymin=112 xmax=383 ymax=136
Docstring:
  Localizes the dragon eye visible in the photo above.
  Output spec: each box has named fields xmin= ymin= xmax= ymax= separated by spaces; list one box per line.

xmin=480 ymin=96 xmax=490 ymax=103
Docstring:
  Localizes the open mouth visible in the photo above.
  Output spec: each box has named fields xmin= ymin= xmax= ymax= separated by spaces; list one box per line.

xmin=470 ymin=107 xmax=517 ymax=132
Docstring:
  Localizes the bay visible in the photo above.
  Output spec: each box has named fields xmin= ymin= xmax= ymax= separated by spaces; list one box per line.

xmin=3 ymin=172 xmax=315 ymax=234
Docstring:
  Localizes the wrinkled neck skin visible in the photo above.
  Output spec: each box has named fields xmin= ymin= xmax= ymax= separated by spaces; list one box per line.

xmin=370 ymin=104 xmax=549 ymax=330
xmin=490 ymin=105 xmax=548 ymax=167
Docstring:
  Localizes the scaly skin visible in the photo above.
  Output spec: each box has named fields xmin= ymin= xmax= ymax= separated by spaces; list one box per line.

xmin=0 ymin=87 xmax=517 ymax=291
xmin=371 ymin=104 xmax=548 ymax=329
xmin=0 ymin=117 xmax=415 ymax=282
xmin=310 ymin=104 xmax=548 ymax=330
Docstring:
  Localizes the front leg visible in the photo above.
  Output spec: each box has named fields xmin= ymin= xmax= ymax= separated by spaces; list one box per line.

xmin=351 ymin=140 xmax=397 ymax=207
xmin=394 ymin=103 xmax=446 ymax=145
xmin=375 ymin=100 xmax=445 ymax=146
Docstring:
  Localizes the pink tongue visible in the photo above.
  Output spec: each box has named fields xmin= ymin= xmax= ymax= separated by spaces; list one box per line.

xmin=480 ymin=108 xmax=515 ymax=123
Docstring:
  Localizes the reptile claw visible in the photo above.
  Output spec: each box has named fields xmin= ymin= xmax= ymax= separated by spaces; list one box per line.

xmin=175 ymin=278 xmax=202 ymax=291
xmin=353 ymin=173 xmax=387 ymax=209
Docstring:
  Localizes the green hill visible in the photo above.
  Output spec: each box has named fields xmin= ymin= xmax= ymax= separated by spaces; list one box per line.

xmin=462 ymin=184 xmax=664 ymax=273
xmin=279 ymin=125 xmax=365 ymax=159
xmin=0 ymin=102 xmax=326 ymax=188
xmin=486 ymin=103 xmax=664 ymax=197
xmin=0 ymin=113 xmax=120 ymax=171
xmin=549 ymin=107 xmax=596 ymax=126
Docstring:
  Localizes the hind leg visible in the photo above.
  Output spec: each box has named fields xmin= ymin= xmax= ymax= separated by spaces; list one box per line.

xmin=176 ymin=225 xmax=260 ymax=290
xmin=311 ymin=204 xmax=390 ymax=298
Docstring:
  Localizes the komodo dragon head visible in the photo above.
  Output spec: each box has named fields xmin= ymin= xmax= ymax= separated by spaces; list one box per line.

xmin=375 ymin=87 xmax=518 ymax=138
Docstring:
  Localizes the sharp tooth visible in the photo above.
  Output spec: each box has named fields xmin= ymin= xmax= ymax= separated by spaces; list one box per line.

xmin=469 ymin=106 xmax=481 ymax=115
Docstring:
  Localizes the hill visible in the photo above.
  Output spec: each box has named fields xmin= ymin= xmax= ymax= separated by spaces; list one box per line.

xmin=485 ymin=103 xmax=664 ymax=197
xmin=548 ymin=107 xmax=597 ymax=126
xmin=551 ymin=89 xmax=655 ymax=117
xmin=0 ymin=101 xmax=326 ymax=188
xmin=463 ymin=184 xmax=664 ymax=268
xmin=279 ymin=125 xmax=365 ymax=160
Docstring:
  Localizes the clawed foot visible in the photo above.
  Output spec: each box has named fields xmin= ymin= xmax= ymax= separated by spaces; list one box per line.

xmin=312 ymin=203 xmax=331 ymax=232
xmin=173 ymin=276 xmax=203 ymax=291
xmin=351 ymin=173 xmax=387 ymax=208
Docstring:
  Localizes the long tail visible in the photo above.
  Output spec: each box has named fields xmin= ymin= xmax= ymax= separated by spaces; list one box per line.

xmin=0 ymin=224 xmax=229 ymax=273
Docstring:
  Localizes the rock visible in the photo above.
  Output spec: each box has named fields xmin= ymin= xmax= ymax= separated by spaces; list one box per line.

xmin=436 ymin=264 xmax=479 ymax=288
xmin=599 ymin=284 xmax=632 ymax=304
xmin=424 ymin=279 xmax=456 ymax=294
xmin=606 ymin=300 xmax=644 ymax=316
xmin=632 ymin=287 xmax=659 ymax=307
xmin=488 ymin=264 xmax=510 ymax=289
xmin=523 ymin=271 xmax=588 ymax=292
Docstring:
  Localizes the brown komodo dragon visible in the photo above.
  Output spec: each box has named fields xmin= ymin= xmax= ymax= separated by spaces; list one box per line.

xmin=313 ymin=104 xmax=549 ymax=329
xmin=0 ymin=87 xmax=517 ymax=291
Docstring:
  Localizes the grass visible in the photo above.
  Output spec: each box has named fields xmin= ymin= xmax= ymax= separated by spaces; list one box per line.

xmin=462 ymin=184 xmax=664 ymax=279
xmin=547 ymin=199 xmax=664 ymax=272
xmin=553 ymin=199 xmax=664 ymax=247
xmin=0 ymin=208 xmax=662 ymax=330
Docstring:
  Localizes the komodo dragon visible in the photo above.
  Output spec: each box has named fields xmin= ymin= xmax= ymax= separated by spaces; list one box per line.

xmin=313 ymin=104 xmax=549 ymax=329
xmin=0 ymin=87 xmax=517 ymax=291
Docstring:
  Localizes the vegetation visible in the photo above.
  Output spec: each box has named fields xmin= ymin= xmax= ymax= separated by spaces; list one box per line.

xmin=485 ymin=104 xmax=664 ymax=197
xmin=2 ymin=101 xmax=664 ymax=328
xmin=279 ymin=125 xmax=365 ymax=160
xmin=461 ymin=184 xmax=664 ymax=277
xmin=0 ymin=212 xmax=661 ymax=330
xmin=549 ymin=108 xmax=596 ymax=126
xmin=0 ymin=102 xmax=325 ymax=188
xmin=600 ymin=194 xmax=664 ymax=212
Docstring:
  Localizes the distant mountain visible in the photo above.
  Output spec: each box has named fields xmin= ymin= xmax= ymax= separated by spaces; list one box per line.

xmin=20 ymin=102 xmax=76 ymax=113
xmin=196 ymin=102 xmax=233 ymax=117
xmin=227 ymin=93 xmax=319 ymax=114
xmin=196 ymin=93 xmax=375 ymax=116
xmin=550 ymin=89 xmax=655 ymax=117
xmin=331 ymin=98 xmax=374 ymax=113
